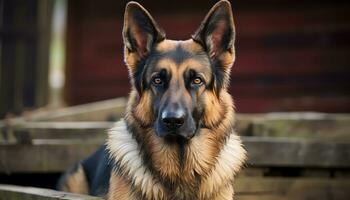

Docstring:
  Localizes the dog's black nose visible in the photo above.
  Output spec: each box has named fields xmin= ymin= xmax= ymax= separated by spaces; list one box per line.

xmin=161 ymin=111 xmax=185 ymax=130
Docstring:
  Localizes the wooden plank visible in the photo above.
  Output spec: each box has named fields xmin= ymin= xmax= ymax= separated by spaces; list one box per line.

xmin=35 ymin=0 xmax=53 ymax=108
xmin=246 ymin=113 xmax=350 ymax=141
xmin=65 ymin=25 xmax=350 ymax=79
xmin=27 ymin=97 xmax=126 ymax=122
xmin=3 ymin=110 xmax=350 ymax=141
xmin=0 ymin=141 xmax=100 ymax=173
xmin=1 ymin=136 xmax=349 ymax=173
xmin=234 ymin=48 xmax=350 ymax=76
xmin=1 ymin=177 xmax=348 ymax=200
xmin=237 ymin=113 xmax=350 ymax=140
xmin=233 ymin=96 xmax=350 ymax=113
xmin=244 ymin=137 xmax=350 ymax=168
xmin=64 ymin=0 xmax=350 ymax=113
xmin=0 ymin=98 xmax=125 ymax=142
xmin=235 ymin=177 xmax=350 ymax=200
xmin=12 ymin=122 xmax=113 ymax=143
xmin=0 ymin=1 xmax=52 ymax=118
xmin=230 ymin=82 xmax=350 ymax=97
xmin=0 ymin=184 xmax=102 ymax=200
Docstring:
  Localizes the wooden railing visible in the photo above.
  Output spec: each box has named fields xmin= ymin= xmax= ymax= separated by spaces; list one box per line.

xmin=0 ymin=98 xmax=349 ymax=199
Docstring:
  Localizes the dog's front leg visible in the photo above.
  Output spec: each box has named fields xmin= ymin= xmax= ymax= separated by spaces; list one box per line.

xmin=213 ymin=184 xmax=235 ymax=200
xmin=107 ymin=172 xmax=138 ymax=200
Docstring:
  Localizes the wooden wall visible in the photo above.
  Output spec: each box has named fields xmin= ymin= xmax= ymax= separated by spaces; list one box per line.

xmin=65 ymin=0 xmax=350 ymax=113
xmin=0 ymin=0 xmax=52 ymax=118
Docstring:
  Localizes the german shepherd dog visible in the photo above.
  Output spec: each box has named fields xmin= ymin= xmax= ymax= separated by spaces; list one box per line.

xmin=58 ymin=1 xmax=246 ymax=199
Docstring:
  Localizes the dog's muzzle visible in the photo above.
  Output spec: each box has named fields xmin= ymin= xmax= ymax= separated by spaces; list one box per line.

xmin=155 ymin=106 xmax=196 ymax=139
xmin=161 ymin=110 xmax=185 ymax=130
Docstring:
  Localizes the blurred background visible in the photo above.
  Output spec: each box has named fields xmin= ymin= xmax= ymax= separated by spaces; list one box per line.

xmin=0 ymin=0 xmax=350 ymax=199
xmin=1 ymin=0 xmax=350 ymax=117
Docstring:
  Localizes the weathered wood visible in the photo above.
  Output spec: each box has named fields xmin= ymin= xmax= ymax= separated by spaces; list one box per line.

xmin=0 ymin=184 xmax=102 ymax=200
xmin=1 ymin=177 xmax=349 ymax=200
xmin=0 ymin=1 xmax=53 ymax=118
xmin=0 ymin=141 xmax=101 ymax=173
xmin=4 ymin=104 xmax=350 ymax=141
xmin=243 ymin=113 xmax=350 ymax=141
xmin=0 ymin=98 xmax=126 ymax=142
xmin=2 ymin=107 xmax=350 ymax=172
xmin=235 ymin=177 xmax=350 ymax=200
xmin=35 ymin=0 xmax=53 ymax=108
xmin=28 ymin=98 xmax=126 ymax=122
xmin=244 ymin=136 xmax=350 ymax=168
xmin=65 ymin=0 xmax=350 ymax=113
xmin=12 ymin=122 xmax=113 ymax=142
xmin=1 ymin=137 xmax=349 ymax=173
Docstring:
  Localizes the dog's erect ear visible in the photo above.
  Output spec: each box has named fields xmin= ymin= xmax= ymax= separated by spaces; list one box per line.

xmin=192 ymin=0 xmax=235 ymax=91
xmin=123 ymin=2 xmax=165 ymax=59
xmin=192 ymin=0 xmax=235 ymax=59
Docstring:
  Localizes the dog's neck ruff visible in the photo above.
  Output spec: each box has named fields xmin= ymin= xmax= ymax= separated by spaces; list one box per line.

xmin=107 ymin=120 xmax=246 ymax=199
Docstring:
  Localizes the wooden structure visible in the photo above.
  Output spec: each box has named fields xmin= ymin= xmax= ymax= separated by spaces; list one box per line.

xmin=66 ymin=0 xmax=350 ymax=112
xmin=0 ymin=184 xmax=102 ymax=200
xmin=0 ymin=0 xmax=52 ymax=118
xmin=0 ymin=98 xmax=349 ymax=199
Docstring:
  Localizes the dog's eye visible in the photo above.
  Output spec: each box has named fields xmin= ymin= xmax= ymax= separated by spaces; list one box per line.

xmin=152 ymin=77 xmax=163 ymax=85
xmin=192 ymin=77 xmax=203 ymax=85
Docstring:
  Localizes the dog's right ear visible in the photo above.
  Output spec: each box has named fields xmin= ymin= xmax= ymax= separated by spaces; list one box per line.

xmin=123 ymin=2 xmax=165 ymax=62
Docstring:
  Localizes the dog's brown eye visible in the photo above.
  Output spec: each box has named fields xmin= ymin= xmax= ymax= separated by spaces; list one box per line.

xmin=192 ymin=77 xmax=203 ymax=85
xmin=153 ymin=77 xmax=162 ymax=85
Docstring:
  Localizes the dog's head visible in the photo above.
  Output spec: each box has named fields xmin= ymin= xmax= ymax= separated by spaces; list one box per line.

xmin=123 ymin=0 xmax=235 ymax=141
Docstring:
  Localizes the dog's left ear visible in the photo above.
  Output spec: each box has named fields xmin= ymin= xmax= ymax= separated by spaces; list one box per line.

xmin=192 ymin=0 xmax=235 ymax=60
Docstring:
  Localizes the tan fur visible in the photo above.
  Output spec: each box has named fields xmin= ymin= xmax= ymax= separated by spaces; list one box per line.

xmin=155 ymin=58 xmax=178 ymax=75
xmin=212 ymin=184 xmax=234 ymax=200
xmin=124 ymin=48 xmax=140 ymax=75
xmin=107 ymin=121 xmax=166 ymax=199
xmin=60 ymin=165 xmax=89 ymax=194
xmin=146 ymin=132 xmax=181 ymax=182
xmin=61 ymin=1 xmax=244 ymax=199
xmin=181 ymin=40 xmax=207 ymax=53
xmin=130 ymin=90 xmax=154 ymax=126
xmin=218 ymin=51 xmax=235 ymax=89
xmin=155 ymin=39 xmax=178 ymax=52
xmin=108 ymin=172 xmax=137 ymax=200
xmin=111 ymin=30 xmax=245 ymax=200
xmin=107 ymin=120 xmax=246 ymax=200
xmin=108 ymin=1 xmax=245 ymax=199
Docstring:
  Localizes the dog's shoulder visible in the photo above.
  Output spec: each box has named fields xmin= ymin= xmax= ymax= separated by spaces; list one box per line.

xmin=57 ymin=143 xmax=115 ymax=197
xmin=81 ymin=144 xmax=113 ymax=196
xmin=83 ymin=121 xmax=131 ymax=196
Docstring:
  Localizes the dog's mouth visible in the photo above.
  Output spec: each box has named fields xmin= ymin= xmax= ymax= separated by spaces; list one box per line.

xmin=157 ymin=126 xmax=199 ymax=146
xmin=167 ymin=129 xmax=196 ymax=139
xmin=155 ymin=122 xmax=197 ymax=142
xmin=163 ymin=133 xmax=192 ymax=145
